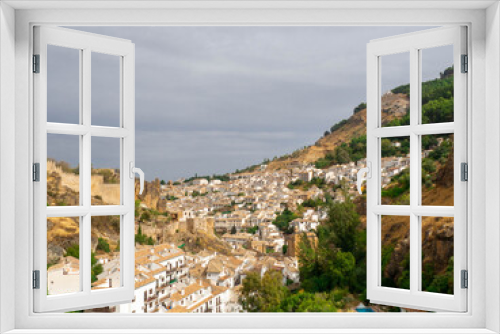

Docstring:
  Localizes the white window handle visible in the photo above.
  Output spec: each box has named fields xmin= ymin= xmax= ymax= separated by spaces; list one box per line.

xmin=356 ymin=162 xmax=371 ymax=195
xmin=129 ymin=162 xmax=145 ymax=195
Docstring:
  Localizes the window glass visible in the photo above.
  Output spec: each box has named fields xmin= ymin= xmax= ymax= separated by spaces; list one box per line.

xmin=421 ymin=216 xmax=454 ymax=294
xmin=91 ymin=137 xmax=121 ymax=206
xmin=47 ymin=217 xmax=80 ymax=295
xmin=92 ymin=52 xmax=121 ymax=127
xmin=421 ymin=134 xmax=454 ymax=206
xmin=47 ymin=134 xmax=80 ymax=206
xmin=91 ymin=216 xmax=121 ymax=291
xmin=47 ymin=45 xmax=80 ymax=124
xmin=381 ymin=136 xmax=410 ymax=205
xmin=381 ymin=52 xmax=410 ymax=127
xmin=381 ymin=215 xmax=410 ymax=290
xmin=421 ymin=45 xmax=454 ymax=124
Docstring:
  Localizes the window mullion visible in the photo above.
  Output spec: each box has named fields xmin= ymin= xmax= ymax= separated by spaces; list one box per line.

xmin=81 ymin=47 xmax=92 ymax=295
xmin=409 ymin=47 xmax=420 ymax=294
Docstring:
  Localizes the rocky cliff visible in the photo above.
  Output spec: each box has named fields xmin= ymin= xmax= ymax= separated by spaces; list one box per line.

xmin=135 ymin=178 xmax=162 ymax=210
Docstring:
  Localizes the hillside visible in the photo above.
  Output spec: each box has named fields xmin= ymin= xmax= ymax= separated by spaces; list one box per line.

xmin=265 ymin=67 xmax=455 ymax=294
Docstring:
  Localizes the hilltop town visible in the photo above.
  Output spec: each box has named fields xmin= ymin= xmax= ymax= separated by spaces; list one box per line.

xmin=47 ymin=149 xmax=415 ymax=313
xmin=46 ymin=67 xmax=456 ymax=313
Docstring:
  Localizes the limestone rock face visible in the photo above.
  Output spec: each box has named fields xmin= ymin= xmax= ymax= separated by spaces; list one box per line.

xmin=135 ymin=178 xmax=162 ymax=210
xmin=385 ymin=238 xmax=410 ymax=283
xmin=47 ymin=217 xmax=80 ymax=264
xmin=436 ymin=149 xmax=454 ymax=188
xmin=382 ymin=216 xmax=454 ymax=285
xmin=380 ymin=92 xmax=410 ymax=118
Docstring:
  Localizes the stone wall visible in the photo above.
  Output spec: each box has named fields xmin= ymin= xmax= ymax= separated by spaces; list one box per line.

xmin=47 ymin=160 xmax=121 ymax=205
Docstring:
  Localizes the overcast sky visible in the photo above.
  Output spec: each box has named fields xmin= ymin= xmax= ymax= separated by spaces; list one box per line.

xmin=47 ymin=26 xmax=453 ymax=181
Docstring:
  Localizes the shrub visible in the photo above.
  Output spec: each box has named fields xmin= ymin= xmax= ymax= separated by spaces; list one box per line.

xmin=96 ymin=237 xmax=110 ymax=253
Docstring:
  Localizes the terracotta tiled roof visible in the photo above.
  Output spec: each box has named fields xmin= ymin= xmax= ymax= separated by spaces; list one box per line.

xmin=207 ymin=260 xmax=223 ymax=274
xmin=170 ymin=283 xmax=204 ymax=302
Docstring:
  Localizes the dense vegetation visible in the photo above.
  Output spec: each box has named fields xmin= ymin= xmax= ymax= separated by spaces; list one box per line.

xmin=315 ymin=135 xmax=367 ymax=168
xmin=247 ymin=226 xmax=259 ymax=234
xmin=241 ymin=191 xmax=365 ymax=312
xmin=135 ymin=224 xmax=155 ymax=245
xmin=391 ymin=66 xmax=454 ymax=124
xmin=96 ymin=237 xmax=110 ymax=253
xmin=240 ymin=270 xmax=349 ymax=312
xmin=272 ymin=209 xmax=298 ymax=234
xmin=423 ymin=257 xmax=454 ymax=294
xmin=299 ymin=194 xmax=366 ymax=295
xmin=287 ymin=177 xmax=326 ymax=190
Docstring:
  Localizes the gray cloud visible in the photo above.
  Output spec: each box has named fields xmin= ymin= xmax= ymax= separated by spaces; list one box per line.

xmin=47 ymin=26 xmax=449 ymax=181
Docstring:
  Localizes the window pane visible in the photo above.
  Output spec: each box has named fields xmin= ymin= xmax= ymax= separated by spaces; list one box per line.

xmin=381 ymin=136 xmax=410 ymax=205
xmin=421 ymin=134 xmax=454 ymax=206
xmin=421 ymin=45 xmax=454 ymax=124
xmin=91 ymin=137 xmax=121 ymax=205
xmin=47 ymin=216 xmax=80 ymax=295
xmin=47 ymin=134 xmax=80 ymax=206
xmin=381 ymin=215 xmax=410 ymax=290
xmin=47 ymin=45 xmax=80 ymax=124
xmin=421 ymin=216 xmax=454 ymax=294
xmin=381 ymin=52 xmax=410 ymax=127
xmin=91 ymin=216 xmax=121 ymax=291
xmin=92 ymin=52 xmax=121 ymax=127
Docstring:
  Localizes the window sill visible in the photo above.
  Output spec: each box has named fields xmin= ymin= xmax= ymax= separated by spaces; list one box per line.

xmin=4 ymin=329 xmax=498 ymax=334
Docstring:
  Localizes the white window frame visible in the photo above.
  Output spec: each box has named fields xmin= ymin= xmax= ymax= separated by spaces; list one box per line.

xmin=33 ymin=26 xmax=136 ymax=313
xmin=0 ymin=2 xmax=499 ymax=334
xmin=366 ymin=26 xmax=467 ymax=312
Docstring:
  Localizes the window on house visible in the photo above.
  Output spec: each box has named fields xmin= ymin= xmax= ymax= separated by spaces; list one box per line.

xmin=35 ymin=25 xmax=467 ymax=314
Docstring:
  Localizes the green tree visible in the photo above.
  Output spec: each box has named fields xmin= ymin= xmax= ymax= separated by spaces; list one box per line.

xmin=353 ymin=102 xmax=367 ymax=114
xmin=279 ymin=291 xmax=338 ymax=312
xmin=65 ymin=243 xmax=80 ymax=258
xmin=96 ymin=237 xmax=110 ymax=253
xmin=330 ymin=251 xmax=356 ymax=288
xmin=272 ymin=208 xmax=298 ymax=233
xmin=240 ymin=271 xmax=289 ymax=312
xmin=247 ymin=226 xmax=259 ymax=234
xmin=423 ymin=97 xmax=454 ymax=124
xmin=324 ymin=197 xmax=361 ymax=253
xmin=231 ymin=225 xmax=237 ymax=234
xmin=333 ymin=145 xmax=351 ymax=164
xmin=330 ymin=119 xmax=348 ymax=134
xmin=135 ymin=224 xmax=155 ymax=245
xmin=91 ymin=252 xmax=103 ymax=283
